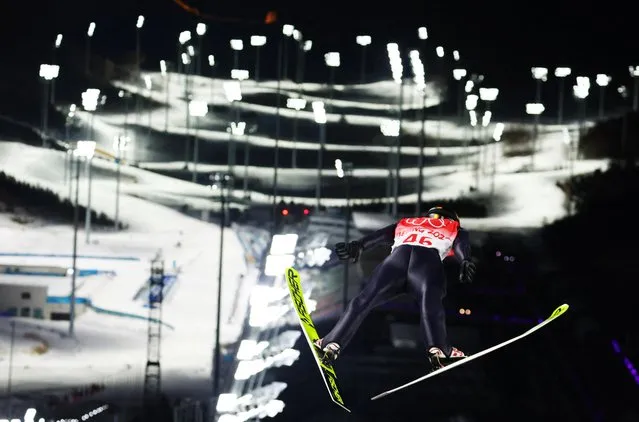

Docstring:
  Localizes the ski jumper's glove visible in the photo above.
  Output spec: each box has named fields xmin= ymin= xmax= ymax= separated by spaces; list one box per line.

xmin=459 ymin=259 xmax=476 ymax=284
xmin=334 ymin=240 xmax=363 ymax=263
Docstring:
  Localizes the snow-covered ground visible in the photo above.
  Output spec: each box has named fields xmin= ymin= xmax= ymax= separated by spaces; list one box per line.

xmin=0 ymin=145 xmax=253 ymax=398
xmin=68 ymin=71 xmax=605 ymax=231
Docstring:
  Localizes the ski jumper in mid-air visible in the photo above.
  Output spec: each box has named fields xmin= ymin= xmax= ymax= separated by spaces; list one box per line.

xmin=314 ymin=206 xmax=477 ymax=369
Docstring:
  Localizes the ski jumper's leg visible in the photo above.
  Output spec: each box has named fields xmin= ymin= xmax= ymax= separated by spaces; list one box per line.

xmin=322 ymin=245 xmax=411 ymax=350
xmin=406 ymin=246 xmax=451 ymax=355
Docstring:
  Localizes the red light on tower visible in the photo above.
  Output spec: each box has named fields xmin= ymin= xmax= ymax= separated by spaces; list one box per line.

xmin=281 ymin=209 xmax=289 ymax=216
xmin=303 ymin=208 xmax=310 ymax=215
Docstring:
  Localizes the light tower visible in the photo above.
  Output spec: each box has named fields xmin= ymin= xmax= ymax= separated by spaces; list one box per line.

xmin=356 ymin=35 xmax=372 ymax=83
xmin=554 ymin=67 xmax=572 ymax=124
xmin=595 ymin=74 xmax=612 ymax=119
xmin=526 ymin=102 xmax=545 ymax=170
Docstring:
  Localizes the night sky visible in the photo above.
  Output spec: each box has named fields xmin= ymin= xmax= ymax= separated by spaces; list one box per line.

xmin=1 ymin=0 xmax=638 ymax=119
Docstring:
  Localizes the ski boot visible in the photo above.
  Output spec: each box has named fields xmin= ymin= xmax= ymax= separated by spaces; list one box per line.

xmin=313 ymin=338 xmax=341 ymax=364
xmin=428 ymin=346 xmax=467 ymax=370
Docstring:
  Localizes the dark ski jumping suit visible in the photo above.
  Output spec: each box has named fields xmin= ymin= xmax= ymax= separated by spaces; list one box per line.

xmin=322 ymin=215 xmax=475 ymax=357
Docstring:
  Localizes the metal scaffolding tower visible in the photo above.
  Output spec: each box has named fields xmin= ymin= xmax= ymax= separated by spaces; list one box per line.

xmin=144 ymin=255 xmax=165 ymax=419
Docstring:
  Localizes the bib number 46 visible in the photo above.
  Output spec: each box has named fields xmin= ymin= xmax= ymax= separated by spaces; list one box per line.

xmin=403 ymin=233 xmax=432 ymax=245
xmin=402 ymin=230 xmax=445 ymax=245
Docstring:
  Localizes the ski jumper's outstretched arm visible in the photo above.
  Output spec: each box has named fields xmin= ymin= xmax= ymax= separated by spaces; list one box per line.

xmin=450 ymin=227 xmax=472 ymax=262
xmin=359 ymin=223 xmax=397 ymax=251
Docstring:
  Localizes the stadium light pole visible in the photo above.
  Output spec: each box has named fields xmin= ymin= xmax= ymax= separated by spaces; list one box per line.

xmin=335 ymin=159 xmax=353 ymax=312
xmin=356 ymin=35 xmax=372 ymax=83
xmin=230 ymin=39 xmax=243 ymax=70
xmin=313 ymin=101 xmax=327 ymax=210
xmin=301 ymin=40 xmax=313 ymax=87
xmin=51 ymin=34 xmax=63 ymax=105
xmin=324 ymin=52 xmax=340 ymax=111
xmin=573 ymin=82 xmax=590 ymax=169
xmin=491 ymin=122 xmax=505 ymax=196
xmin=434 ymin=46 xmax=446 ymax=150
xmin=282 ymin=24 xmax=295 ymax=80
xmin=271 ymin=26 xmax=287 ymax=224
xmin=39 ymin=64 xmax=60 ymax=147
xmin=409 ymin=50 xmax=426 ymax=214
xmin=465 ymin=94 xmax=479 ymax=174
xmin=207 ymin=55 xmax=216 ymax=102
xmin=81 ymin=89 xmax=100 ymax=244
xmin=210 ymin=172 xmax=233 ymax=401
xmin=250 ymin=35 xmax=267 ymax=82
xmin=180 ymin=52 xmax=192 ymax=168
xmin=453 ymin=68 xmax=468 ymax=125
xmin=387 ymin=43 xmax=404 ymax=217
xmin=224 ymin=79 xmax=243 ymax=177
xmin=380 ymin=119 xmax=400 ymax=215
xmin=525 ymin=102 xmax=545 ymax=170
xmin=595 ymin=74 xmax=611 ymax=119
xmin=554 ymin=67 xmax=571 ymax=124
xmin=113 ymin=135 xmax=130 ymax=231
xmin=531 ymin=67 xmax=547 ymax=142
xmin=229 ymin=69 xmax=249 ymax=175
xmin=70 ymin=140 xmax=96 ymax=337
xmin=479 ymin=88 xmax=499 ymax=182
xmin=160 ymin=60 xmax=170 ymax=133
xmin=64 ymin=104 xmax=77 ymax=189
xmin=286 ymin=98 xmax=307 ymax=168
xmin=227 ymin=121 xmax=248 ymax=197
xmin=135 ymin=14 xmax=145 ymax=121
xmin=196 ymin=23 xmax=206 ymax=76
xmin=629 ymin=66 xmax=639 ymax=111
xmin=189 ymin=100 xmax=209 ymax=182
xmin=136 ymin=15 xmax=144 ymax=76
xmin=85 ymin=22 xmax=95 ymax=75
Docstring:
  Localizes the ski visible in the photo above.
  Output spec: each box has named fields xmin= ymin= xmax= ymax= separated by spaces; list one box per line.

xmin=371 ymin=303 xmax=570 ymax=401
xmin=285 ymin=267 xmax=351 ymax=412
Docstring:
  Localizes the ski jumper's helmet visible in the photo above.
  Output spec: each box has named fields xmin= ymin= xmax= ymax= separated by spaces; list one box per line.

xmin=427 ymin=206 xmax=459 ymax=222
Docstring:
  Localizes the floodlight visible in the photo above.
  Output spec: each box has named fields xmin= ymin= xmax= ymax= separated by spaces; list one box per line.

xmin=356 ymin=35 xmax=372 ymax=46
xmin=526 ymin=103 xmax=545 ymax=115
xmin=286 ymin=98 xmax=306 ymax=110
xmin=250 ymin=35 xmax=267 ymax=46
xmin=555 ymin=67 xmax=571 ymax=78
xmin=282 ymin=24 xmax=294 ymax=36
xmin=231 ymin=69 xmax=250 ymax=81
xmin=596 ymin=74 xmax=611 ymax=87
xmin=324 ymin=52 xmax=340 ymax=67
xmin=453 ymin=68 xmax=467 ymax=81
xmin=531 ymin=67 xmax=548 ymax=81
xmin=479 ymin=87 xmax=499 ymax=102
xmin=312 ymin=101 xmax=326 ymax=124
xmin=380 ymin=119 xmax=400 ymax=136
xmin=178 ymin=30 xmax=191 ymax=44
xmin=189 ymin=100 xmax=208 ymax=117
xmin=465 ymin=94 xmax=478 ymax=110
xmin=230 ymin=39 xmax=244 ymax=50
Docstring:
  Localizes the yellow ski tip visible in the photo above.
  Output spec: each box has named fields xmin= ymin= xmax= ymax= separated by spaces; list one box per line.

xmin=548 ymin=304 xmax=569 ymax=320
